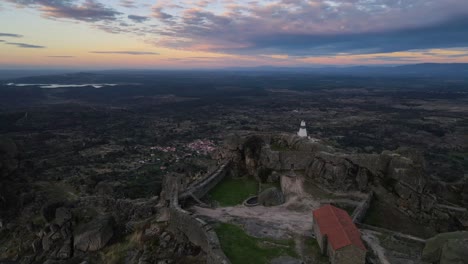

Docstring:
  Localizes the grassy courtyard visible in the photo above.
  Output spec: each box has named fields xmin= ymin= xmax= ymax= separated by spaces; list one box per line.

xmin=215 ymin=223 xmax=298 ymax=264
xmin=209 ymin=176 xmax=258 ymax=206
xmin=303 ymin=238 xmax=329 ymax=264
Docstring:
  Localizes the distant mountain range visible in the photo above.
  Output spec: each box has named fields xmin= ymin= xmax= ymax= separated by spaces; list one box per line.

xmin=222 ymin=63 xmax=468 ymax=77
xmin=0 ymin=69 xmax=77 ymax=80
xmin=1 ymin=63 xmax=467 ymax=80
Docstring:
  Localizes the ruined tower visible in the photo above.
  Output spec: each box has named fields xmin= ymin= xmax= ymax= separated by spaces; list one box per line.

xmin=297 ymin=120 xmax=307 ymax=138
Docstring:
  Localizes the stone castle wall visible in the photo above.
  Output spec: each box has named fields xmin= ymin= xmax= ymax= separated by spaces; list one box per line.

xmin=179 ymin=162 xmax=231 ymax=200
xmin=169 ymin=207 xmax=230 ymax=264
xmin=352 ymin=192 xmax=373 ymax=223
xmin=162 ymin=164 xmax=232 ymax=264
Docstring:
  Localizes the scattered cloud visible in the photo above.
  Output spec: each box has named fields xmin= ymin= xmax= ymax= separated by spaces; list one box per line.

xmin=90 ymin=51 xmax=159 ymax=55
xmin=0 ymin=32 xmax=23 ymax=38
xmin=128 ymin=15 xmax=148 ymax=23
xmin=233 ymin=16 xmax=468 ymax=56
xmin=6 ymin=42 xmax=45 ymax=48
xmin=152 ymin=7 xmax=173 ymax=20
xmin=3 ymin=0 xmax=468 ymax=61
xmin=6 ymin=0 xmax=122 ymax=22
xmin=120 ymin=0 xmax=137 ymax=9
xmin=445 ymin=53 xmax=468 ymax=58
xmin=148 ymin=0 xmax=468 ymax=56
xmin=367 ymin=56 xmax=421 ymax=62
xmin=47 ymin=55 xmax=75 ymax=58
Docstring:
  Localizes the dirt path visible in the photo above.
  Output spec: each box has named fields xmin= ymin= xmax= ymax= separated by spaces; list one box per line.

xmin=281 ymin=175 xmax=305 ymax=198
xmin=193 ymin=198 xmax=317 ymax=237
xmin=193 ymin=174 xmax=323 ymax=239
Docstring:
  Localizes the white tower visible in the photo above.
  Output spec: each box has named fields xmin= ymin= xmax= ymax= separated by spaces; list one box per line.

xmin=297 ymin=120 xmax=307 ymax=138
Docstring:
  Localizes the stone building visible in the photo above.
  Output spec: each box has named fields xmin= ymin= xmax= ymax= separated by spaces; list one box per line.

xmin=312 ymin=205 xmax=367 ymax=264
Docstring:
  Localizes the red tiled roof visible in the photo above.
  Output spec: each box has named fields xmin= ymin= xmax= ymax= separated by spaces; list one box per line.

xmin=313 ymin=204 xmax=366 ymax=251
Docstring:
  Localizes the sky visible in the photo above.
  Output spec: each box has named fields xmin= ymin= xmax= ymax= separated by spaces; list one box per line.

xmin=1 ymin=0 xmax=468 ymax=69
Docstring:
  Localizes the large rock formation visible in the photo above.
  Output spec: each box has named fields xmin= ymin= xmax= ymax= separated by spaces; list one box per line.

xmin=422 ymin=231 xmax=468 ymax=264
xmin=223 ymin=133 xmax=333 ymax=178
xmin=74 ymin=215 xmax=114 ymax=252
xmin=258 ymin=187 xmax=285 ymax=206
xmin=223 ymin=133 xmax=463 ymax=229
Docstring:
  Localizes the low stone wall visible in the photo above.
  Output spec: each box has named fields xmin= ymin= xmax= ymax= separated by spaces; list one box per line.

xmin=352 ymin=192 xmax=373 ymax=223
xmin=169 ymin=207 xmax=231 ymax=264
xmin=435 ymin=203 xmax=467 ymax=213
xmin=357 ymin=223 xmax=426 ymax=245
xmin=179 ymin=162 xmax=230 ymax=200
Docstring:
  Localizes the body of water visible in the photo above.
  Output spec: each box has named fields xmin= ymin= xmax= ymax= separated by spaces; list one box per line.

xmin=6 ymin=83 xmax=118 ymax=89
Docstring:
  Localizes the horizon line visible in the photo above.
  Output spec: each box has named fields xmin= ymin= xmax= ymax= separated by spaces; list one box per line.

xmin=1 ymin=62 xmax=468 ymax=72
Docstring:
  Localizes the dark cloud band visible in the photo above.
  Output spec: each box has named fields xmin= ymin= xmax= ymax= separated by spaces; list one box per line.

xmin=241 ymin=16 xmax=468 ymax=56
xmin=90 ymin=51 xmax=159 ymax=55
xmin=128 ymin=15 xmax=148 ymax=23
xmin=6 ymin=42 xmax=45 ymax=48
xmin=120 ymin=0 xmax=137 ymax=9
xmin=150 ymin=1 xmax=468 ymax=56
xmin=0 ymin=32 xmax=23 ymax=38
xmin=6 ymin=0 xmax=121 ymax=22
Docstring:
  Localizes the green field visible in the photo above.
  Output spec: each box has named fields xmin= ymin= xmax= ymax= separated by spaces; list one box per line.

xmin=209 ymin=176 xmax=258 ymax=206
xmin=215 ymin=223 xmax=298 ymax=264
xmin=303 ymin=238 xmax=329 ymax=264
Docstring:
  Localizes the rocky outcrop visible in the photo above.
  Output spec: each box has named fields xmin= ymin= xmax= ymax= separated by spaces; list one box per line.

xmin=304 ymin=150 xmax=437 ymax=224
xmin=305 ymin=150 xmax=426 ymax=194
xmin=258 ymin=187 xmax=285 ymax=206
xmin=306 ymin=152 xmax=366 ymax=191
xmin=55 ymin=207 xmax=72 ymax=227
xmin=439 ymin=238 xmax=468 ymax=264
xmin=74 ymin=215 xmax=114 ymax=252
xmin=422 ymin=231 xmax=468 ymax=264
xmin=76 ymin=195 xmax=158 ymax=224
xmin=169 ymin=207 xmax=230 ymax=264
xmin=29 ymin=205 xmax=75 ymax=262
xmin=225 ymin=133 xmax=426 ymax=199
xmin=41 ymin=202 xmax=65 ymax=223
xmin=223 ymin=133 xmax=333 ymax=179
xmin=224 ymin=133 xmax=464 ymax=230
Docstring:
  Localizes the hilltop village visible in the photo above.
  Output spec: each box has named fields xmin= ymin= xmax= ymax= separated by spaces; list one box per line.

xmin=1 ymin=120 xmax=467 ymax=264
xmin=159 ymin=121 xmax=467 ymax=264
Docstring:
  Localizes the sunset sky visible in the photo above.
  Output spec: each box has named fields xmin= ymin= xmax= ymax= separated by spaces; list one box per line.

xmin=1 ymin=0 xmax=468 ymax=69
